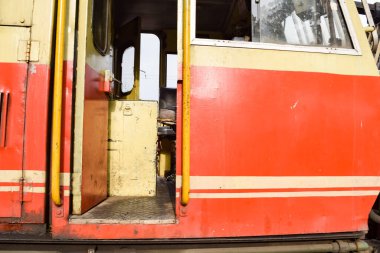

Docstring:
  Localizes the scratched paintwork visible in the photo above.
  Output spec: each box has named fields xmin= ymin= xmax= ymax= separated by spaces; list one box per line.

xmin=0 ymin=0 xmax=55 ymax=227
xmin=108 ymin=100 xmax=158 ymax=197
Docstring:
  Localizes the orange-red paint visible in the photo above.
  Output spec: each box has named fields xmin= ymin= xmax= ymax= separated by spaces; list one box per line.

xmin=80 ymin=64 xmax=109 ymax=213
xmin=190 ymin=67 xmax=380 ymax=177
xmin=0 ymin=62 xmax=28 ymax=218
xmin=23 ymin=64 xmax=50 ymax=224
xmin=0 ymin=62 xmax=50 ymax=227
xmin=51 ymin=67 xmax=380 ymax=240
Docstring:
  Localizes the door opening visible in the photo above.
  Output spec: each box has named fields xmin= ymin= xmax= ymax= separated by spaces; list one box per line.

xmin=71 ymin=0 xmax=178 ymax=224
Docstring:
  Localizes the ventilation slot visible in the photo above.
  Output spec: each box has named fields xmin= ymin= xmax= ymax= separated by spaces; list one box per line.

xmin=0 ymin=92 xmax=10 ymax=148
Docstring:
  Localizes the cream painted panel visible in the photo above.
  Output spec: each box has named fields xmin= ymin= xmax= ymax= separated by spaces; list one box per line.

xmin=30 ymin=0 xmax=56 ymax=64
xmin=108 ymin=101 xmax=158 ymax=196
xmin=0 ymin=0 xmax=33 ymax=26
xmin=64 ymin=0 xmax=77 ymax=62
xmin=189 ymin=0 xmax=379 ymax=77
xmin=191 ymin=44 xmax=377 ymax=76
xmin=72 ymin=0 xmax=90 ymax=214
xmin=0 ymin=26 xmax=30 ymax=63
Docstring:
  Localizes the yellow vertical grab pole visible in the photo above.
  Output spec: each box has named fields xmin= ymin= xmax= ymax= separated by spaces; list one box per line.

xmin=51 ymin=0 xmax=67 ymax=206
xmin=181 ymin=0 xmax=191 ymax=206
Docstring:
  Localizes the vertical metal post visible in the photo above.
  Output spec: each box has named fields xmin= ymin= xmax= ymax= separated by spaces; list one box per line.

xmin=181 ymin=0 xmax=191 ymax=206
xmin=51 ymin=0 xmax=67 ymax=206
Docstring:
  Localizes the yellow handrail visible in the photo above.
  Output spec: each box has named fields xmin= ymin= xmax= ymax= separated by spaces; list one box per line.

xmin=51 ymin=0 xmax=67 ymax=206
xmin=181 ymin=0 xmax=191 ymax=206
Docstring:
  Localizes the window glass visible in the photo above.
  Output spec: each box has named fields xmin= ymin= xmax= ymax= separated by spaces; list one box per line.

xmin=92 ymin=0 xmax=111 ymax=55
xmin=253 ymin=0 xmax=352 ymax=48
xmin=121 ymin=34 xmax=160 ymax=99
xmin=196 ymin=0 xmax=353 ymax=49
xmin=121 ymin=46 xmax=135 ymax=93
xmin=139 ymin=33 xmax=160 ymax=101
xmin=166 ymin=54 xmax=178 ymax=89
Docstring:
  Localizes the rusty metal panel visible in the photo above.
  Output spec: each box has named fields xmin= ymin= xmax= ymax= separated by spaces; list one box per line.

xmin=0 ymin=0 xmax=34 ymax=26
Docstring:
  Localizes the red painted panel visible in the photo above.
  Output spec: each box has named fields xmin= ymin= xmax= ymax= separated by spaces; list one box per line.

xmin=22 ymin=64 xmax=50 ymax=223
xmin=62 ymin=62 xmax=73 ymax=175
xmin=52 ymin=195 xmax=376 ymax=239
xmin=0 ymin=63 xmax=27 ymax=170
xmin=0 ymin=63 xmax=50 ymax=225
xmin=190 ymin=67 xmax=380 ymax=177
xmin=0 ymin=192 xmax=20 ymax=217
xmin=51 ymin=60 xmax=73 ymax=233
xmin=52 ymin=67 xmax=380 ymax=240
xmin=0 ymin=62 xmax=28 ymax=218
xmin=81 ymin=64 xmax=108 ymax=214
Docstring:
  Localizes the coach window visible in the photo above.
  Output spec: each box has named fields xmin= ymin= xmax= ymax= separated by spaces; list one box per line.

xmin=166 ymin=54 xmax=178 ymax=89
xmin=195 ymin=0 xmax=354 ymax=50
xmin=93 ymin=0 xmax=111 ymax=55
xmin=121 ymin=46 xmax=135 ymax=93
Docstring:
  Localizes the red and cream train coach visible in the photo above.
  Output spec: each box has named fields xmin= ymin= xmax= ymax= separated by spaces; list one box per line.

xmin=1 ymin=0 xmax=380 ymax=251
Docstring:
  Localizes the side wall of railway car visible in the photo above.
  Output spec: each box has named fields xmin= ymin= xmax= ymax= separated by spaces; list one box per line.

xmin=2 ymin=0 xmax=380 ymax=241
xmin=0 ymin=0 xmax=55 ymax=233
xmin=49 ymin=0 xmax=380 ymax=240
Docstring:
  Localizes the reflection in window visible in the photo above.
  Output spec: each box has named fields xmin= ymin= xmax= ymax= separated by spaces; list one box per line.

xmin=196 ymin=0 xmax=353 ymax=48
xmin=253 ymin=0 xmax=353 ymax=48
xmin=121 ymin=47 xmax=135 ymax=93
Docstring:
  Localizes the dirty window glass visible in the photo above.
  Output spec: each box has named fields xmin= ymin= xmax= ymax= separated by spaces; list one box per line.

xmin=196 ymin=0 xmax=353 ymax=49
xmin=93 ymin=0 xmax=111 ymax=55
xmin=253 ymin=0 xmax=353 ymax=48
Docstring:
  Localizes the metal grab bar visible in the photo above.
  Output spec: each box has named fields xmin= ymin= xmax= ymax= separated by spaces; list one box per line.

xmin=181 ymin=0 xmax=191 ymax=206
xmin=51 ymin=0 xmax=67 ymax=206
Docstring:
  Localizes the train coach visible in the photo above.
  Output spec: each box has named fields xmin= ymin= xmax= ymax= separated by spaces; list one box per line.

xmin=1 ymin=0 xmax=380 ymax=251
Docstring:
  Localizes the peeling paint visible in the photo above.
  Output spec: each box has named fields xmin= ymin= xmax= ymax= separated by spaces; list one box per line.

xmin=290 ymin=100 xmax=299 ymax=110
xmin=29 ymin=64 xmax=37 ymax=74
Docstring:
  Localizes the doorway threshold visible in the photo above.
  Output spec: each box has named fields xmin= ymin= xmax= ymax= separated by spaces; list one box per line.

xmin=69 ymin=179 xmax=176 ymax=225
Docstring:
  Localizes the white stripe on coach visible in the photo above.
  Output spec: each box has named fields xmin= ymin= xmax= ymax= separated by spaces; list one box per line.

xmin=176 ymin=176 xmax=380 ymax=190
xmin=0 ymin=170 xmax=45 ymax=183
xmin=0 ymin=171 xmax=71 ymax=186
xmin=175 ymin=190 xmax=380 ymax=199
xmin=0 ymin=186 xmax=19 ymax=192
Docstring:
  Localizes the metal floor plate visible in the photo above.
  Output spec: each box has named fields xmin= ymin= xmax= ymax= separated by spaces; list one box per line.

xmin=69 ymin=179 xmax=176 ymax=224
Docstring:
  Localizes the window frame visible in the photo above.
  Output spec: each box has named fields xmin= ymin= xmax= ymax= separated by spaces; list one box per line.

xmin=92 ymin=0 xmax=111 ymax=56
xmin=190 ymin=0 xmax=361 ymax=55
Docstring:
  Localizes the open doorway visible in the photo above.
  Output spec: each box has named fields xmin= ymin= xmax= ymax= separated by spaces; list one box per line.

xmin=71 ymin=0 xmax=178 ymax=224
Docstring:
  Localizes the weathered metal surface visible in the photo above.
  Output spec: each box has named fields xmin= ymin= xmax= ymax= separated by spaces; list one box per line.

xmin=108 ymin=100 xmax=158 ymax=197
xmin=70 ymin=179 xmax=175 ymax=224
xmin=0 ymin=54 xmax=28 ymax=217
xmin=0 ymin=0 xmax=55 ymax=226
xmin=53 ymin=68 xmax=380 ymax=240
xmin=72 ymin=0 xmax=113 ymax=215
xmin=50 ymin=0 xmax=380 ymax=241
xmin=0 ymin=240 xmax=371 ymax=253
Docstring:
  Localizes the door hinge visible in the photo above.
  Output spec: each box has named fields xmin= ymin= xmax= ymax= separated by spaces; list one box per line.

xmin=17 ymin=40 xmax=40 ymax=62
